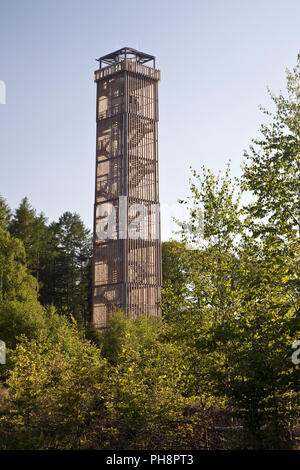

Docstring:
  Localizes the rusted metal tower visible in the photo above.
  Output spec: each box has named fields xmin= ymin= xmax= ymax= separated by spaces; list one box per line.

xmin=92 ymin=47 xmax=161 ymax=329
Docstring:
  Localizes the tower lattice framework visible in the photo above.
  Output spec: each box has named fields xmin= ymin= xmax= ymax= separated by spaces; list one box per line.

xmin=92 ymin=47 xmax=161 ymax=329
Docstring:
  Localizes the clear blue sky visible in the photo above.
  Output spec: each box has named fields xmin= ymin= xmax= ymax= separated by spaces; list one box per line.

xmin=0 ymin=0 xmax=299 ymax=239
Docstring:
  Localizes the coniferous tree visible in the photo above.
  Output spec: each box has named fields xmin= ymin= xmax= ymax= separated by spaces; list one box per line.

xmin=49 ymin=212 xmax=92 ymax=327
xmin=9 ymin=197 xmax=51 ymax=283
xmin=0 ymin=195 xmax=11 ymax=231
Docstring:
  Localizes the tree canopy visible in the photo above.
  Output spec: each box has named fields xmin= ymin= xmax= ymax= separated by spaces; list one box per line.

xmin=0 ymin=55 xmax=299 ymax=450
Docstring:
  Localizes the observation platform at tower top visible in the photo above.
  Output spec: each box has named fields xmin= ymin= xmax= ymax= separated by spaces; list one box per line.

xmin=96 ymin=47 xmax=156 ymax=69
xmin=94 ymin=47 xmax=160 ymax=82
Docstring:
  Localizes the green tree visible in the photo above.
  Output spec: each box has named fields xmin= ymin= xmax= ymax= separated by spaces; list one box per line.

xmin=0 ymin=228 xmax=46 ymax=350
xmin=161 ymin=241 xmax=189 ymax=317
xmin=242 ymin=56 xmax=300 ymax=238
xmin=0 ymin=195 xmax=11 ymax=231
xmin=163 ymin=164 xmax=242 ymax=329
xmin=103 ymin=312 xmax=211 ymax=449
xmin=9 ymin=197 xmax=51 ymax=283
xmin=1 ymin=309 xmax=107 ymax=449
xmin=49 ymin=212 xmax=92 ymax=328
xmin=234 ymin=56 xmax=300 ymax=447
xmin=167 ymin=155 xmax=299 ymax=448
xmin=200 ymin=236 xmax=300 ymax=448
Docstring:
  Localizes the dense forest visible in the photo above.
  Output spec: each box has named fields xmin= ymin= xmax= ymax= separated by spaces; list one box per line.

xmin=0 ymin=58 xmax=299 ymax=450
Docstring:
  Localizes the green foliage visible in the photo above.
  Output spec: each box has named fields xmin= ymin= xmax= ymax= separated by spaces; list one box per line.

xmin=0 ymin=300 xmax=45 ymax=350
xmin=0 ymin=228 xmax=46 ymax=350
xmin=101 ymin=310 xmax=130 ymax=365
xmin=102 ymin=313 xmax=212 ymax=449
xmin=242 ymin=57 xmax=300 ymax=238
xmin=0 ymin=55 xmax=299 ymax=450
xmin=46 ymin=212 xmax=92 ymax=327
xmin=7 ymin=199 xmax=92 ymax=328
xmin=1 ymin=318 xmax=107 ymax=449
xmin=0 ymin=195 xmax=11 ymax=231
xmin=161 ymin=241 xmax=189 ymax=317
xmin=9 ymin=197 xmax=51 ymax=282
xmin=161 ymin=58 xmax=300 ymax=448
